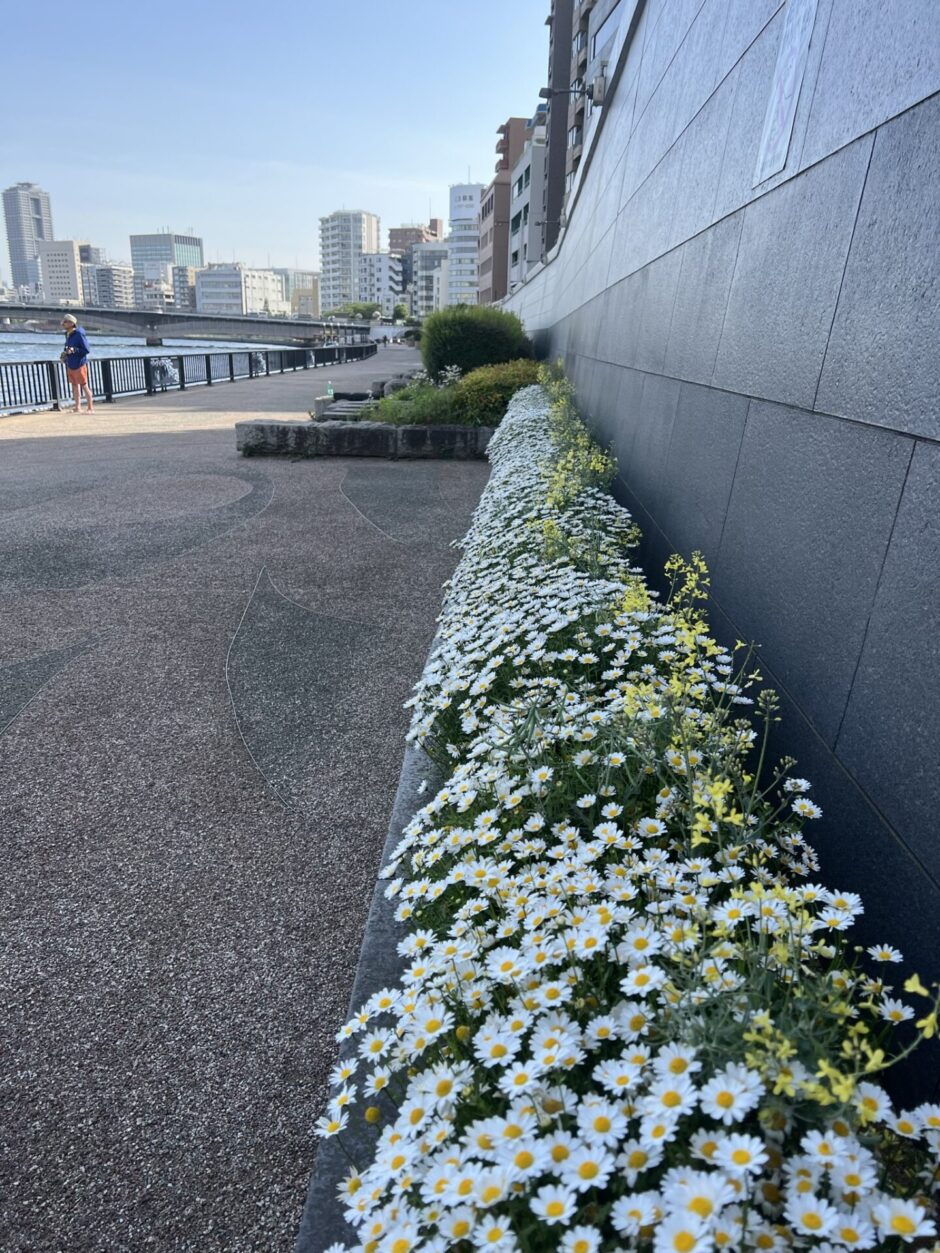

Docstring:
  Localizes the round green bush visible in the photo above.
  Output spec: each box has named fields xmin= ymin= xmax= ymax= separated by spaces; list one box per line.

xmin=451 ymin=359 xmax=541 ymax=426
xmin=421 ymin=306 xmax=531 ymax=378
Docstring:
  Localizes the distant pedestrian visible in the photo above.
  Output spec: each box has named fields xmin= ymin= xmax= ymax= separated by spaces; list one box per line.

xmin=60 ymin=313 xmax=94 ymax=413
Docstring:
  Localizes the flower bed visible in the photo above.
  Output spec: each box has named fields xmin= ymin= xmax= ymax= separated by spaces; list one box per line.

xmin=373 ymin=361 xmax=541 ymax=428
xmin=318 ymin=373 xmax=939 ymax=1252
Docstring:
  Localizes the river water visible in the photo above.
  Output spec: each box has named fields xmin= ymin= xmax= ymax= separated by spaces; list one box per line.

xmin=0 ymin=332 xmax=289 ymax=365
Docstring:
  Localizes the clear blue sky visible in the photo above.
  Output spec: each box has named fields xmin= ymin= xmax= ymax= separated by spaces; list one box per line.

xmin=0 ymin=0 xmax=551 ymax=282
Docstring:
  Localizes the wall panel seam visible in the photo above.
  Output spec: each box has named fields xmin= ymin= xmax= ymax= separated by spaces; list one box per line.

xmin=713 ymin=396 xmax=751 ymax=566
xmin=569 ymin=352 xmax=940 ymax=449
xmin=629 ymin=0 xmax=709 ymax=142
xmin=537 ymin=93 xmax=938 ymax=344
xmin=830 ymin=438 xmax=917 ymax=752
xmin=811 ymin=130 xmax=878 ymax=412
xmin=613 ymin=454 xmax=940 ymax=893
xmin=793 ymin=0 xmax=837 ymax=170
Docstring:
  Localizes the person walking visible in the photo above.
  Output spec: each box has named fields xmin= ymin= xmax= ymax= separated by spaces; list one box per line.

xmin=60 ymin=313 xmax=94 ymax=413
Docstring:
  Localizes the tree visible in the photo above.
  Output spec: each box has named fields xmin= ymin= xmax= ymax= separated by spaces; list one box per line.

xmin=392 ymin=302 xmax=408 ymax=322
xmin=324 ymin=301 xmax=384 ymax=320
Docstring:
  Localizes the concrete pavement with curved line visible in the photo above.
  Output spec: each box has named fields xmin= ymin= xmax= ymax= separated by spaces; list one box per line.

xmin=0 ymin=347 xmax=488 ymax=1250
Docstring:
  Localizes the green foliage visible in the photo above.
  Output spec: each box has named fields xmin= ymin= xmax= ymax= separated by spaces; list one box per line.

xmin=537 ymin=360 xmax=617 ymax=507
xmin=372 ymin=381 xmax=458 ymax=426
xmin=323 ymin=301 xmax=382 ymax=319
xmin=450 ymin=359 xmax=541 ymax=426
xmin=392 ymin=303 xmax=408 ymax=321
xmin=421 ymin=305 xmax=531 ymax=377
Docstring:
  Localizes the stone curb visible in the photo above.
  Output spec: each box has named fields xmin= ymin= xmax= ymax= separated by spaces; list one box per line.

xmin=236 ymin=420 xmax=494 ymax=459
xmin=293 ymin=743 xmax=441 ymax=1253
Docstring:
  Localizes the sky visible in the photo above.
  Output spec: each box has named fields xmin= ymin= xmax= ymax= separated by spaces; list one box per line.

xmin=0 ymin=0 xmax=551 ymax=284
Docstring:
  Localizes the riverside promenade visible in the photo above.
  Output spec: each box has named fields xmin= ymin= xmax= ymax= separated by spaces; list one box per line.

xmin=0 ymin=347 xmax=489 ymax=1250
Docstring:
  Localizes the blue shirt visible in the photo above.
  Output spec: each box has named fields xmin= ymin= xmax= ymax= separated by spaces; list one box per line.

xmin=64 ymin=327 xmax=90 ymax=368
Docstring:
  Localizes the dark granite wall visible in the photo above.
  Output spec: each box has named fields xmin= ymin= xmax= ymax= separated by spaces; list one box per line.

xmin=505 ymin=0 xmax=940 ymax=982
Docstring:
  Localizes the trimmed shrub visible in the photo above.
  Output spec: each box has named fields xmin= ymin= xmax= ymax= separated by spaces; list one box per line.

xmin=451 ymin=358 xmax=541 ymax=426
xmin=421 ymin=305 xmax=531 ymax=377
xmin=372 ymin=381 xmax=458 ymax=426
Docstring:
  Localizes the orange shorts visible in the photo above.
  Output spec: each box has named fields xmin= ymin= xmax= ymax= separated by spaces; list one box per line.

xmin=67 ymin=363 xmax=89 ymax=385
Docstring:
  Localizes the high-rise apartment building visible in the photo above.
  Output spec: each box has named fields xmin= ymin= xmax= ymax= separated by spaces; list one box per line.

xmin=447 ymin=184 xmax=484 ymax=307
xmin=3 ymin=182 xmax=54 ymax=290
xmin=171 ymin=266 xmax=200 ymax=312
xmin=319 ymin=211 xmax=381 ymax=311
xmin=80 ymin=263 xmax=135 ymax=308
xmin=508 ymin=107 xmax=549 ymax=290
xmin=479 ymin=118 xmax=528 ymax=305
xmin=35 ymin=239 xmax=84 ymax=302
xmin=542 ymin=0 xmax=575 ymax=254
xmin=95 ymin=264 xmax=136 ymax=308
xmin=129 ymin=231 xmax=204 ymax=275
xmin=358 ymin=253 xmax=403 ymax=318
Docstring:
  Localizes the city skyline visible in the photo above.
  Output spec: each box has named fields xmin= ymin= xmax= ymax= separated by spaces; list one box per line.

xmin=0 ymin=0 xmax=550 ymax=285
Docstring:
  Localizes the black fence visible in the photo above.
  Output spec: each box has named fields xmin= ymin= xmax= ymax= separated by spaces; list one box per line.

xmin=0 ymin=342 xmax=378 ymax=413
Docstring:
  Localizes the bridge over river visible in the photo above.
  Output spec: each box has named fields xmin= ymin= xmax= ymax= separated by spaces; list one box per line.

xmin=0 ymin=301 xmax=370 ymax=345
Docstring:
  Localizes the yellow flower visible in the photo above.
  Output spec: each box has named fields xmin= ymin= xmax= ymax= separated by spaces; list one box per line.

xmin=905 ymin=973 xmax=931 ymax=997
xmin=916 ymin=1011 xmax=938 ymax=1039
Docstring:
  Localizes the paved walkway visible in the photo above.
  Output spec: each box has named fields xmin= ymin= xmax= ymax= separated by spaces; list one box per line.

xmin=0 ymin=349 xmax=488 ymax=1250
xmin=4 ymin=344 xmax=420 ymax=434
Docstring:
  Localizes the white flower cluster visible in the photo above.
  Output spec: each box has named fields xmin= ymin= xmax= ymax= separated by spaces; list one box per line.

xmin=320 ymin=386 xmax=940 ymax=1252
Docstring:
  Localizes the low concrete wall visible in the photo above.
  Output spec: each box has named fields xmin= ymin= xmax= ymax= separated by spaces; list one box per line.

xmin=236 ymin=419 xmax=494 ymax=459
xmin=293 ymin=745 xmax=439 ymax=1253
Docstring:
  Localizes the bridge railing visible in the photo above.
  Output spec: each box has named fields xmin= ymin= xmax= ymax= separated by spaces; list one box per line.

xmin=0 ymin=342 xmax=378 ymax=413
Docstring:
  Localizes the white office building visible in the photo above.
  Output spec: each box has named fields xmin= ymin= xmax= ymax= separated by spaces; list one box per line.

xmin=446 ymin=183 xmax=484 ymax=306
xmin=319 ymin=210 xmax=381 ymax=312
xmin=357 ymin=252 xmax=402 ymax=318
xmin=35 ymin=239 xmax=84 ymax=303
xmin=195 ymin=263 xmax=290 ymax=316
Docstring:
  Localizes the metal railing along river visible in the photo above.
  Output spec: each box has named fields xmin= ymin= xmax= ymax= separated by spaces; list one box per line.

xmin=0 ymin=342 xmax=378 ymax=413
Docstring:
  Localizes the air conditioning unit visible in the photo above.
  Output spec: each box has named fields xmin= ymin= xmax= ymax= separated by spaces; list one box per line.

xmin=588 ymin=61 xmax=609 ymax=106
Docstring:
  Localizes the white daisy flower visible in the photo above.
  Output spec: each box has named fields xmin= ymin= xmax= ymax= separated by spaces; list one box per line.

xmin=531 ymin=1183 xmax=578 ymax=1226
xmin=871 ymin=1197 xmax=937 ymax=1242
xmin=713 ymin=1133 xmax=768 ymax=1176
xmin=610 ymin=1190 xmax=662 ymax=1236
xmin=784 ymin=1193 xmax=841 ymax=1238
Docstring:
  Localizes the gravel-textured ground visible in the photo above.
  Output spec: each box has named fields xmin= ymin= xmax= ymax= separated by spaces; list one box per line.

xmin=0 ymin=349 xmax=488 ymax=1251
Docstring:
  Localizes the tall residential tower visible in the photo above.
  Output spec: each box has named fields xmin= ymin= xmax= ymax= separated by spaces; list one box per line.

xmin=318 ymin=211 xmax=381 ymax=312
xmin=3 ymin=182 xmax=54 ymax=290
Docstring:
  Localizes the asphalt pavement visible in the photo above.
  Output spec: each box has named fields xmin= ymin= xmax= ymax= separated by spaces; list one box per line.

xmin=0 ymin=347 xmax=488 ymax=1251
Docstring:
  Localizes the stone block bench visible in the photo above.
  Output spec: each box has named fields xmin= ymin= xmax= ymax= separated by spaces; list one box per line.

xmin=236 ymin=419 xmax=494 ymax=459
